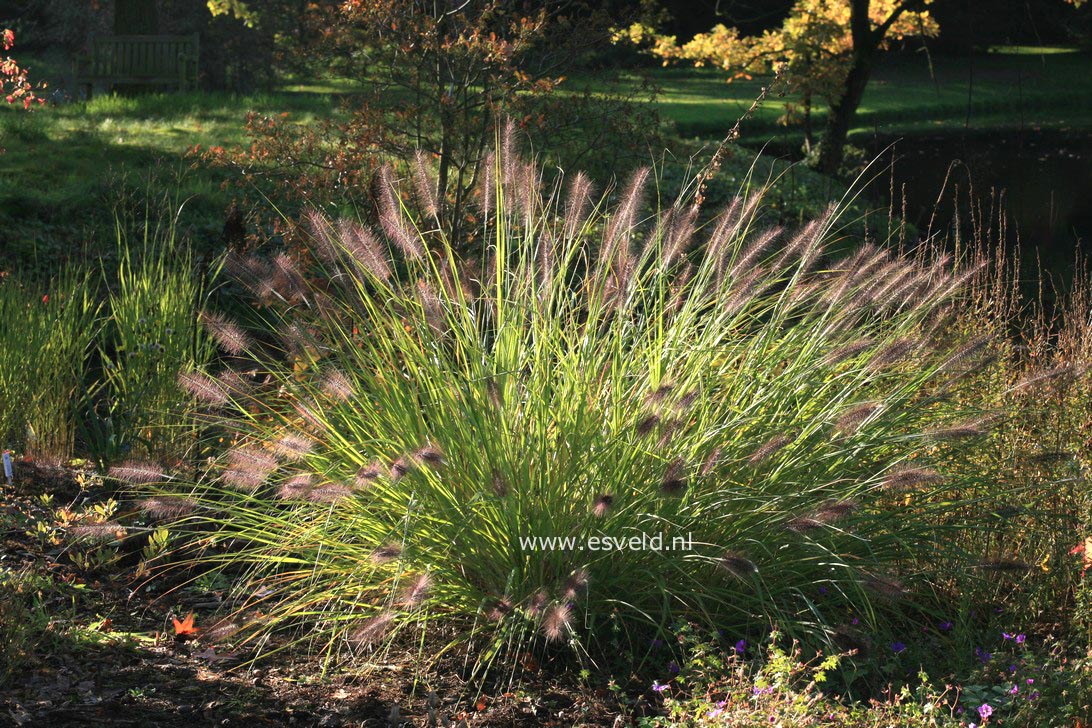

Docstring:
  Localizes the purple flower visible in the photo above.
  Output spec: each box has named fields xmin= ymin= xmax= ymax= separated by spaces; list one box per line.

xmin=1009 ymin=664 xmax=1017 ymax=673
xmin=1015 ymin=634 xmax=1026 ymax=644
xmin=1002 ymin=632 xmax=1013 ymax=640
xmin=735 ymin=639 xmax=747 ymax=654
xmin=818 ymin=586 xmax=828 ymax=596
xmin=975 ymin=646 xmax=992 ymax=663
xmin=891 ymin=641 xmax=907 ymax=654
xmin=652 ymin=680 xmax=668 ymax=693
xmin=667 ymin=661 xmax=679 ymax=675
xmin=978 ymin=703 xmax=993 ymax=720
xmin=1026 ymin=678 xmax=1035 ymax=685
xmin=1030 ymin=691 xmax=1040 ymax=700
xmin=1009 ymin=684 xmax=1019 ymax=695
xmin=650 ymin=638 xmax=663 ymax=650
xmin=851 ymin=617 xmax=859 ymax=625
xmin=939 ymin=620 xmax=954 ymax=632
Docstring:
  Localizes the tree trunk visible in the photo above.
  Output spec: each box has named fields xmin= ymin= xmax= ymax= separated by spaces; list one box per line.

xmin=816 ymin=50 xmax=873 ymax=174
xmin=816 ymin=0 xmax=874 ymax=175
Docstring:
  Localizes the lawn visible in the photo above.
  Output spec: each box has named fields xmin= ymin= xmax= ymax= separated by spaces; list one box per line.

xmin=639 ymin=46 xmax=1092 ymax=144
xmin=3 ymin=46 xmax=1089 ymax=276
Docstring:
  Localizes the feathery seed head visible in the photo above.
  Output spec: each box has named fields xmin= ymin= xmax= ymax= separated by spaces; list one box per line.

xmin=179 ymin=370 xmax=229 ymax=406
xmin=661 ymin=457 xmax=688 ymax=496
xmin=272 ymin=432 xmax=315 ymax=461
xmin=304 ymin=208 xmax=338 ymax=263
xmin=109 ymin=460 xmax=167 ymax=484
xmin=662 ymin=205 xmax=698 ymax=268
xmin=593 ymin=494 xmax=614 ymax=518
xmin=342 ymin=221 xmax=392 ymax=282
xmin=748 ymin=434 xmax=793 ymax=465
xmin=228 ymin=446 xmax=278 ymax=474
xmin=863 ymin=573 xmax=906 ymax=600
xmin=646 ymin=383 xmax=673 ymax=405
xmin=562 ymin=568 xmax=589 ymax=601
xmin=635 ymin=414 xmax=660 ymax=437
xmin=563 ymin=171 xmax=594 ymax=240
xmin=402 ymin=573 xmax=432 ymax=606
xmin=487 ymin=598 xmax=514 ymax=622
xmin=815 ymin=499 xmax=858 ymax=523
xmin=69 ymin=522 xmax=124 ymax=541
xmin=542 ymin=603 xmax=573 ymax=642
xmin=785 ymin=516 xmax=825 ymax=533
xmin=882 ymin=466 xmax=943 ymax=492
xmin=526 ymin=589 xmax=549 ymax=616
xmin=700 ymin=446 xmax=723 ymax=476
xmin=278 ymin=473 xmax=315 ymax=499
xmin=656 ymin=418 xmax=684 ymax=450
xmin=926 ymin=422 xmax=985 ymax=440
xmin=869 ymin=338 xmax=919 ymax=370
xmin=306 ymin=482 xmax=353 ymax=503
xmin=217 ymin=369 xmax=255 ymax=398
xmin=825 ymin=339 xmax=873 ymax=366
xmin=222 ymin=468 xmax=267 ymax=492
xmin=321 ymin=369 xmax=354 ymax=402
xmin=718 ymin=552 xmax=759 ymax=579
xmin=390 ymin=457 xmax=412 ymax=481
xmin=412 ymin=150 xmax=439 ymax=219
xmin=349 ymin=611 xmax=395 ymax=647
xmin=376 ymin=166 xmax=424 ymax=261
xmin=139 ymin=496 xmax=196 ymax=519
xmin=371 ymin=542 xmax=403 ymax=564
xmin=413 ymin=445 xmax=444 ymax=467
xmin=355 ymin=463 xmax=383 ymax=487
xmin=200 ymin=311 xmax=250 ymax=356
xmin=674 ymin=390 xmax=698 ymax=414
xmin=835 ymin=402 xmax=883 ymax=435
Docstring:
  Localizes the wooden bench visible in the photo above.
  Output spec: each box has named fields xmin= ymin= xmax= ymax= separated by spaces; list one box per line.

xmin=75 ymin=34 xmax=199 ymax=98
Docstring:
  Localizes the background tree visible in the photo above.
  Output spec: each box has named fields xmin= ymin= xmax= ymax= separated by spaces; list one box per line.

xmin=212 ymin=0 xmax=659 ymax=242
xmin=1 ymin=29 xmax=42 ymax=112
xmin=619 ymin=0 xmax=938 ymax=173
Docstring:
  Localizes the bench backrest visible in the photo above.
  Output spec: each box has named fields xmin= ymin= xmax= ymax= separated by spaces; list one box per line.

xmin=88 ymin=34 xmax=198 ymax=80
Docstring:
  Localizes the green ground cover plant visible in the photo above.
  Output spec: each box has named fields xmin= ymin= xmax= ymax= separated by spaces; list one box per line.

xmin=86 ymin=220 xmax=217 ymax=465
xmin=0 ymin=267 xmax=98 ymax=457
xmin=0 ymin=217 xmax=214 ymax=466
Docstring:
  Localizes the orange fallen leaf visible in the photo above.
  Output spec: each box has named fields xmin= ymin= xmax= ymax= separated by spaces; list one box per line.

xmin=97 ymin=618 xmax=113 ymax=632
xmin=476 ymin=695 xmax=488 ymax=712
xmin=172 ymin=612 xmax=200 ymax=639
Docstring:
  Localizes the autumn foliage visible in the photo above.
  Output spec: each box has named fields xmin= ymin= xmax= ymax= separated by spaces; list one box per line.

xmin=1 ymin=30 xmax=44 ymax=111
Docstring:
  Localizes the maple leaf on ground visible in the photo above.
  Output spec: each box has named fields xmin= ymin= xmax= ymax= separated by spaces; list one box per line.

xmin=172 ymin=612 xmax=200 ymax=640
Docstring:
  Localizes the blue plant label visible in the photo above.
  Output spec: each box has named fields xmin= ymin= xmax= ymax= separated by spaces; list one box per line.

xmin=2 ymin=452 xmax=12 ymax=483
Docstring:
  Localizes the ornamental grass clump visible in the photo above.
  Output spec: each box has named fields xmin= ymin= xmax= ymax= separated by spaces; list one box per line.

xmin=129 ymin=146 xmax=1005 ymax=674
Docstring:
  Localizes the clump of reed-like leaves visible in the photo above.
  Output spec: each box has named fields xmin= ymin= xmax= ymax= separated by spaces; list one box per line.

xmin=127 ymin=143 xmax=1006 ymax=676
xmin=0 ymin=269 xmax=98 ymax=457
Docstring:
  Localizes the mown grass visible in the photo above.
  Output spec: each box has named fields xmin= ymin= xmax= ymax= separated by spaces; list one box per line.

xmin=3 ymin=47 xmax=1089 ymax=277
xmin=633 ymin=46 xmax=1092 ymax=144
